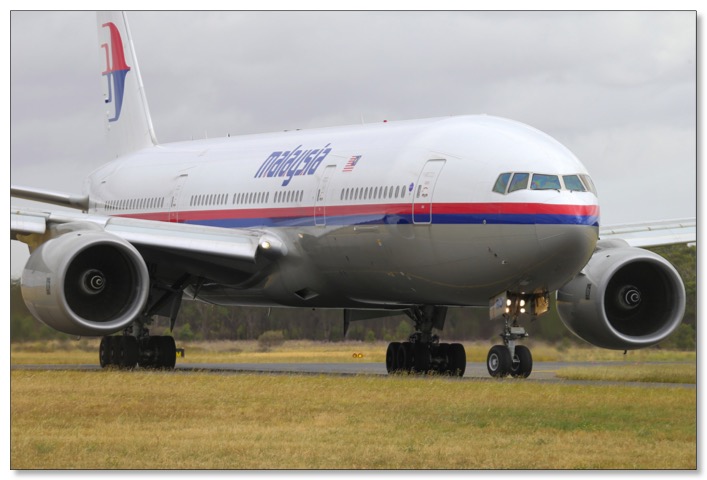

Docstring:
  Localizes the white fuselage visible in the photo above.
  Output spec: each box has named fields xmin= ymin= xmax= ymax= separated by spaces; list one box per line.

xmin=87 ymin=115 xmax=600 ymax=308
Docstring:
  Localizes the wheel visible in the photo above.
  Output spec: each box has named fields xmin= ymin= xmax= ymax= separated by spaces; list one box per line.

xmin=139 ymin=336 xmax=160 ymax=369
xmin=510 ymin=345 xmax=533 ymax=378
xmin=158 ymin=336 xmax=177 ymax=370
xmin=120 ymin=336 xmax=139 ymax=369
xmin=487 ymin=345 xmax=511 ymax=378
xmin=413 ymin=342 xmax=430 ymax=373
xmin=449 ymin=343 xmax=466 ymax=377
xmin=112 ymin=336 xmax=126 ymax=366
xmin=386 ymin=342 xmax=401 ymax=373
xmin=435 ymin=343 xmax=450 ymax=374
xmin=397 ymin=342 xmax=413 ymax=373
xmin=99 ymin=336 xmax=112 ymax=368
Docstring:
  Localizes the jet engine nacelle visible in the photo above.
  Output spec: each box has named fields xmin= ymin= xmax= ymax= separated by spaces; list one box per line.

xmin=21 ymin=229 xmax=149 ymax=336
xmin=556 ymin=241 xmax=685 ymax=350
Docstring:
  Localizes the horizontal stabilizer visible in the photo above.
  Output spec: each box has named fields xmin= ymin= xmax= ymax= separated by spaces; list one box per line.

xmin=11 ymin=185 xmax=89 ymax=210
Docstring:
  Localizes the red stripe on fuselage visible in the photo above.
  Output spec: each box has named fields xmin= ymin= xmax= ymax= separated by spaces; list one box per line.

xmin=116 ymin=202 xmax=598 ymax=222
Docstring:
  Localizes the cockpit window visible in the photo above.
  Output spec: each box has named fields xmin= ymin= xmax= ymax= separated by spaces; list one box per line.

xmin=579 ymin=174 xmax=598 ymax=196
xmin=563 ymin=175 xmax=586 ymax=192
xmin=531 ymin=174 xmax=561 ymax=190
xmin=508 ymin=173 xmax=529 ymax=192
xmin=492 ymin=173 xmax=512 ymax=194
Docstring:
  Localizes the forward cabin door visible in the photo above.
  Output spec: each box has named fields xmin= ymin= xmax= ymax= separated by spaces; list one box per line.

xmin=413 ymin=159 xmax=445 ymax=224
xmin=314 ymin=165 xmax=336 ymax=226
xmin=167 ymin=173 xmax=189 ymax=223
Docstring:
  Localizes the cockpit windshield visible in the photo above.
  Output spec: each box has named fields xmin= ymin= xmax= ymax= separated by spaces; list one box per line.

xmin=492 ymin=172 xmax=597 ymax=196
xmin=508 ymin=173 xmax=529 ymax=192
xmin=530 ymin=174 xmax=561 ymax=190
xmin=562 ymin=175 xmax=586 ymax=192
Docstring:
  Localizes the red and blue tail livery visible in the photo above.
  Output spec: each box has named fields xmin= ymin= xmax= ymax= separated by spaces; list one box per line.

xmin=100 ymin=21 xmax=131 ymax=123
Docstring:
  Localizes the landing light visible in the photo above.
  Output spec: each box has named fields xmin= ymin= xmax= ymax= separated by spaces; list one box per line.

xmin=261 ymin=241 xmax=272 ymax=250
xmin=520 ymin=299 xmax=526 ymax=307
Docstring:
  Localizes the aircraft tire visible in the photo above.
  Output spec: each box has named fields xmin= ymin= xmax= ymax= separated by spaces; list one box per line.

xmin=120 ymin=336 xmax=139 ymax=369
xmin=435 ymin=343 xmax=450 ymax=374
xmin=99 ymin=336 xmax=112 ymax=368
xmin=158 ymin=336 xmax=177 ymax=370
xmin=386 ymin=342 xmax=401 ymax=373
xmin=113 ymin=336 xmax=127 ymax=367
xmin=510 ymin=345 xmax=533 ymax=378
xmin=449 ymin=343 xmax=466 ymax=377
xmin=413 ymin=342 xmax=430 ymax=373
xmin=397 ymin=342 xmax=413 ymax=373
xmin=487 ymin=345 xmax=511 ymax=378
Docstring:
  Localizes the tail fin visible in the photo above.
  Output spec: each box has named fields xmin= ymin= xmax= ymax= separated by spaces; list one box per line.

xmin=97 ymin=11 xmax=157 ymax=158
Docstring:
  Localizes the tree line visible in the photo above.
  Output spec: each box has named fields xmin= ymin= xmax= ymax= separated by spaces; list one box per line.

xmin=10 ymin=245 xmax=696 ymax=350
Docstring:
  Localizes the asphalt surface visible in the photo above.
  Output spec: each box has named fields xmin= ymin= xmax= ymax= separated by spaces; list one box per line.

xmin=11 ymin=361 xmax=695 ymax=388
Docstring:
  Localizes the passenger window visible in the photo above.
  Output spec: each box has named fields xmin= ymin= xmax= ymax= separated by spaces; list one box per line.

xmin=492 ymin=173 xmax=512 ymax=194
xmin=531 ymin=174 xmax=560 ymax=190
xmin=508 ymin=173 xmax=529 ymax=192
xmin=563 ymin=175 xmax=586 ymax=192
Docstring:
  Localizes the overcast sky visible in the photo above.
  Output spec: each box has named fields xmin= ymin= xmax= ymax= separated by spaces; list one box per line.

xmin=10 ymin=10 xmax=697 ymax=276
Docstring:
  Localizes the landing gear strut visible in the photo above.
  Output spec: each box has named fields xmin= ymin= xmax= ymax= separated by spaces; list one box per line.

xmin=385 ymin=306 xmax=466 ymax=377
xmin=486 ymin=317 xmax=533 ymax=378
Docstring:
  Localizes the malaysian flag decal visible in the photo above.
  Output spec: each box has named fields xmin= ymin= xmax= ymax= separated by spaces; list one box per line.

xmin=342 ymin=155 xmax=361 ymax=172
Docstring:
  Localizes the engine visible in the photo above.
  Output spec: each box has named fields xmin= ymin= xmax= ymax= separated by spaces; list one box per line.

xmin=21 ymin=229 xmax=149 ymax=336
xmin=556 ymin=240 xmax=685 ymax=350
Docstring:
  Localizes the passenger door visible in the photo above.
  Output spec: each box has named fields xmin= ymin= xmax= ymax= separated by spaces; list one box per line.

xmin=413 ymin=159 xmax=445 ymax=224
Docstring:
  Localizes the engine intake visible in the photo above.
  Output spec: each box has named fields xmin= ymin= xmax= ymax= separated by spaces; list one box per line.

xmin=556 ymin=243 xmax=685 ymax=350
xmin=21 ymin=230 xmax=149 ymax=336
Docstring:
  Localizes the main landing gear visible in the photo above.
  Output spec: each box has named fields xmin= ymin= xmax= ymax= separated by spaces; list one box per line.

xmin=99 ymin=322 xmax=176 ymax=370
xmin=385 ymin=306 xmax=466 ymax=377
xmin=486 ymin=319 xmax=533 ymax=378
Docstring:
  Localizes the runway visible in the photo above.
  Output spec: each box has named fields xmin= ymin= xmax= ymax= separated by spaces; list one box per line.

xmin=11 ymin=361 xmax=695 ymax=388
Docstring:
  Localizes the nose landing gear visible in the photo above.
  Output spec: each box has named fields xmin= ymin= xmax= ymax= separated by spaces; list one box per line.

xmin=487 ymin=320 xmax=534 ymax=378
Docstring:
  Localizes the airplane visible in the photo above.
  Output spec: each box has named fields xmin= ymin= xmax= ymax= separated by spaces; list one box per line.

xmin=11 ymin=11 xmax=695 ymax=377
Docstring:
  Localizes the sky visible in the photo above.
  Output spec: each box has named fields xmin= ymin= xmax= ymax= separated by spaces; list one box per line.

xmin=9 ymin=9 xmax=698 ymax=277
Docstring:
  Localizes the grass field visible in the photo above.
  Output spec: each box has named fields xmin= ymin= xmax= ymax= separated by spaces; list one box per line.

xmin=10 ymin=340 xmax=697 ymax=470
xmin=11 ymin=369 xmax=696 ymax=469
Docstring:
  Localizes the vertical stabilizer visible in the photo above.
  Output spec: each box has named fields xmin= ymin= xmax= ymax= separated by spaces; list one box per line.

xmin=97 ymin=11 xmax=158 ymax=158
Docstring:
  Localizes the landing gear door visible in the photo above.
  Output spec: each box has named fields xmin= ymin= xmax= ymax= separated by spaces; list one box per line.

xmin=413 ymin=159 xmax=445 ymax=224
xmin=314 ymin=165 xmax=336 ymax=226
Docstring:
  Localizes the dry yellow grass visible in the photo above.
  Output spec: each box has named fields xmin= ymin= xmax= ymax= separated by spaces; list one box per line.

xmin=557 ymin=364 xmax=696 ymax=384
xmin=11 ymin=369 xmax=696 ymax=469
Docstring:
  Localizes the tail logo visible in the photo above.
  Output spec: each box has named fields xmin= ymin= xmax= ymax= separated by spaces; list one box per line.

xmin=101 ymin=22 xmax=131 ymax=122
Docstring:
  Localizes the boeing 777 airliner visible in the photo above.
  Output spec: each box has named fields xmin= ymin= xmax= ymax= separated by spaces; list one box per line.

xmin=11 ymin=12 xmax=695 ymax=377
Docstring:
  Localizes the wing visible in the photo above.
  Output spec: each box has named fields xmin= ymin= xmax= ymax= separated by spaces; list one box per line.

xmin=11 ymin=206 xmax=286 ymax=269
xmin=599 ymin=218 xmax=696 ymax=248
